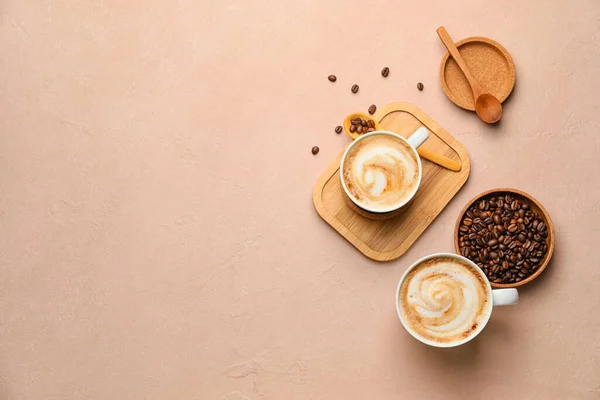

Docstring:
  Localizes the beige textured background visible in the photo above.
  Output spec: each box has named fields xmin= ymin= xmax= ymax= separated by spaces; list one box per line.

xmin=1 ymin=0 xmax=599 ymax=399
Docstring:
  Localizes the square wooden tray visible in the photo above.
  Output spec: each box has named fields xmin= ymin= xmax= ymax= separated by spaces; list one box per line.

xmin=313 ymin=102 xmax=470 ymax=261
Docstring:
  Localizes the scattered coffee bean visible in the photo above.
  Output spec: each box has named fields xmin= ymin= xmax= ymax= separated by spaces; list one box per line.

xmin=368 ymin=104 xmax=377 ymax=115
xmin=458 ymin=194 xmax=549 ymax=284
xmin=417 ymin=82 xmax=424 ymax=91
xmin=328 ymin=75 xmax=337 ymax=82
xmin=311 ymin=146 xmax=319 ymax=155
xmin=351 ymin=84 xmax=359 ymax=93
xmin=335 ymin=125 xmax=343 ymax=134
xmin=381 ymin=67 xmax=390 ymax=77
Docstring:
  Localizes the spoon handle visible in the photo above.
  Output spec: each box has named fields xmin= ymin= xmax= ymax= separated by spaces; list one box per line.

xmin=436 ymin=26 xmax=484 ymax=99
xmin=417 ymin=148 xmax=462 ymax=172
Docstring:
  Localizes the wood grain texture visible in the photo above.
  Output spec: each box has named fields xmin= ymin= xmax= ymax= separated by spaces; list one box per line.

xmin=440 ymin=36 xmax=516 ymax=111
xmin=313 ymin=102 xmax=471 ymax=261
xmin=453 ymin=188 xmax=555 ymax=288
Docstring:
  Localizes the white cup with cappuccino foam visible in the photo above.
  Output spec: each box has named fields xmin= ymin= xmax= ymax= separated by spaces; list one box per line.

xmin=396 ymin=253 xmax=518 ymax=348
xmin=340 ymin=128 xmax=430 ymax=214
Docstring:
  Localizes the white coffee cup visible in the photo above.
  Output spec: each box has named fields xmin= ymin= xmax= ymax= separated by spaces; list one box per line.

xmin=395 ymin=252 xmax=518 ymax=348
xmin=340 ymin=128 xmax=430 ymax=214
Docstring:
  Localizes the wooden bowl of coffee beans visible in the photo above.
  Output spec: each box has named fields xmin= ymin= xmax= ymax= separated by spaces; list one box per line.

xmin=454 ymin=188 xmax=555 ymax=288
xmin=343 ymin=112 xmax=382 ymax=140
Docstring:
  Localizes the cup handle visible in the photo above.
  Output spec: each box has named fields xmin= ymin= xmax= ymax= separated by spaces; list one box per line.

xmin=492 ymin=288 xmax=519 ymax=306
xmin=406 ymin=127 xmax=430 ymax=149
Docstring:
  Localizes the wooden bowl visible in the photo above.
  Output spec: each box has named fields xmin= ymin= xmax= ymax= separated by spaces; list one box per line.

xmin=454 ymin=188 xmax=555 ymax=288
xmin=343 ymin=112 xmax=382 ymax=140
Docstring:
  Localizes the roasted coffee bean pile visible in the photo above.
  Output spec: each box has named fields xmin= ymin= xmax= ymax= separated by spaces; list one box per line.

xmin=458 ymin=194 xmax=549 ymax=284
xmin=349 ymin=117 xmax=376 ymax=134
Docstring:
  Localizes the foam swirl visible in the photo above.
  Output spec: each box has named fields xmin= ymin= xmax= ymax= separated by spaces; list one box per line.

xmin=343 ymin=134 xmax=419 ymax=211
xmin=399 ymin=257 xmax=490 ymax=344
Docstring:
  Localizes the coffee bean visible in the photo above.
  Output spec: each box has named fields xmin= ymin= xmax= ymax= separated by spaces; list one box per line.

xmin=417 ymin=82 xmax=424 ymax=91
xmin=458 ymin=194 xmax=549 ymax=285
xmin=311 ymin=146 xmax=319 ymax=155
xmin=328 ymin=75 xmax=337 ymax=82
xmin=350 ymin=124 xmax=356 ymax=133
xmin=368 ymin=104 xmax=377 ymax=115
xmin=367 ymin=127 xmax=375 ymax=132
xmin=381 ymin=67 xmax=390 ymax=77
xmin=361 ymin=120 xmax=368 ymax=127
xmin=357 ymin=125 xmax=363 ymax=133
xmin=367 ymin=120 xmax=375 ymax=128
xmin=335 ymin=125 xmax=343 ymax=134
xmin=351 ymin=84 xmax=359 ymax=93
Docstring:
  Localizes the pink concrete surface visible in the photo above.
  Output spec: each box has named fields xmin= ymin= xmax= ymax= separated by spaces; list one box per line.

xmin=0 ymin=0 xmax=599 ymax=399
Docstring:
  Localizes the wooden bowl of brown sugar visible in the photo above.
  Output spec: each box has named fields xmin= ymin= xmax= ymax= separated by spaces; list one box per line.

xmin=454 ymin=188 xmax=555 ymax=288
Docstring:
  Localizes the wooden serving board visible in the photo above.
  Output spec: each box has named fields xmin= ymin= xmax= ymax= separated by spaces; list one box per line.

xmin=313 ymin=102 xmax=470 ymax=261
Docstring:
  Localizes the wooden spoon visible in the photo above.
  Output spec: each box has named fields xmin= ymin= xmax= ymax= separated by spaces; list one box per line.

xmin=437 ymin=26 xmax=503 ymax=124
xmin=343 ymin=112 xmax=462 ymax=172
